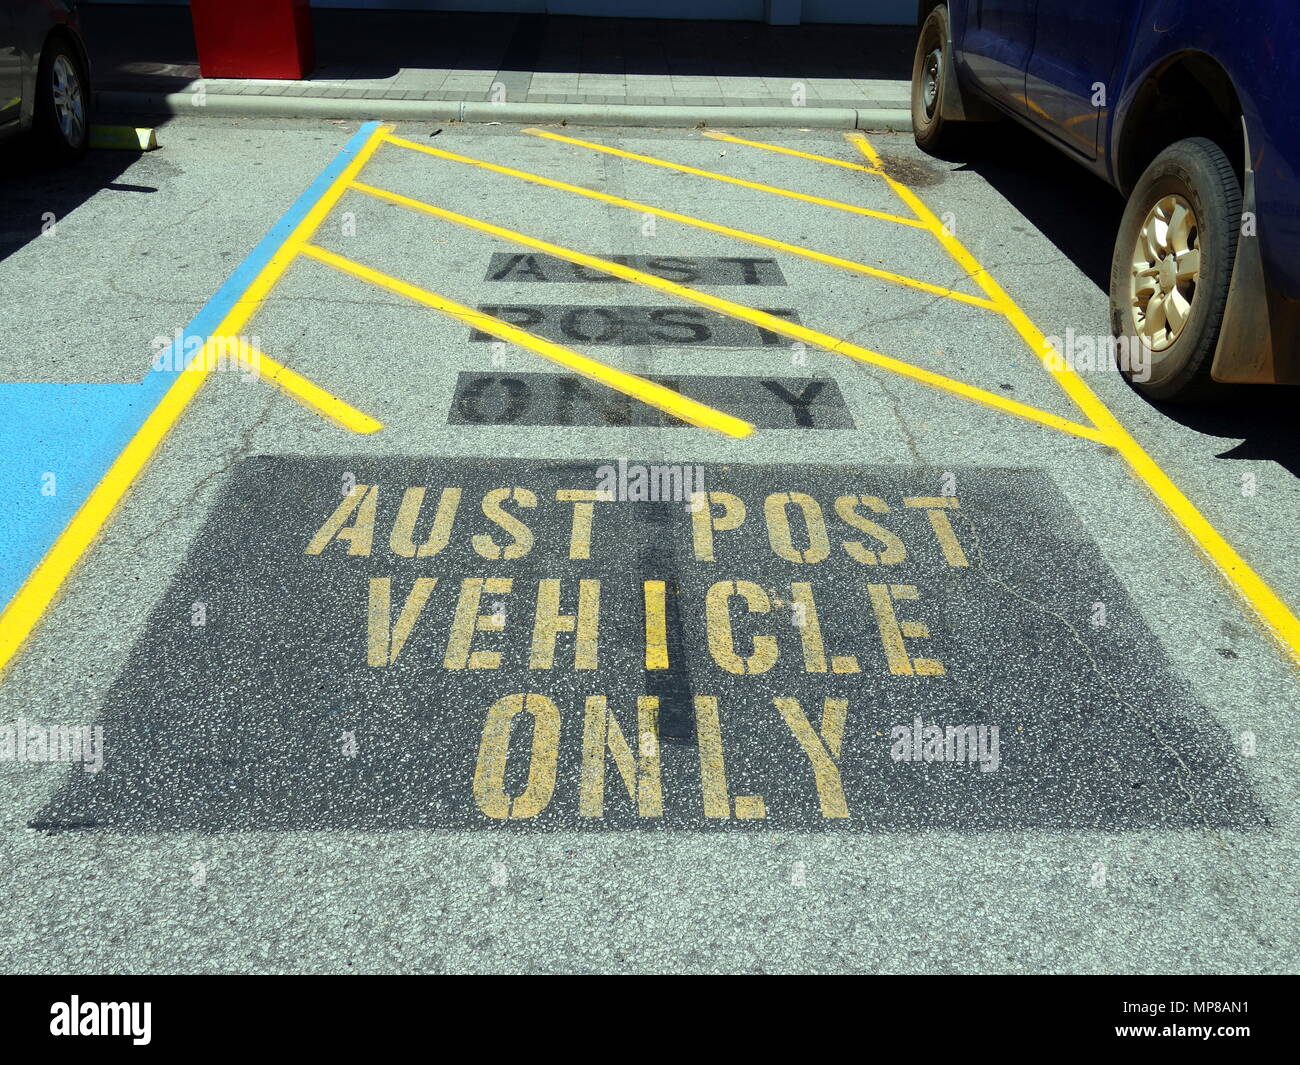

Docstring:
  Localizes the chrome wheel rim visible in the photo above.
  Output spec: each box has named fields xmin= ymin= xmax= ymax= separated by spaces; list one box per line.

xmin=1130 ymin=194 xmax=1200 ymax=351
xmin=51 ymin=54 xmax=85 ymax=146
xmin=921 ymin=47 xmax=941 ymax=120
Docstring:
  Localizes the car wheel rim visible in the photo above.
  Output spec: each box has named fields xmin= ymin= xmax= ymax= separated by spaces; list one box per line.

xmin=51 ymin=54 xmax=85 ymax=146
xmin=1130 ymin=193 xmax=1200 ymax=352
xmin=922 ymin=47 xmax=942 ymax=120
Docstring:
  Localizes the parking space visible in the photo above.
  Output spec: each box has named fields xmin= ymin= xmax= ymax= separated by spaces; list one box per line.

xmin=1 ymin=116 xmax=1297 ymax=972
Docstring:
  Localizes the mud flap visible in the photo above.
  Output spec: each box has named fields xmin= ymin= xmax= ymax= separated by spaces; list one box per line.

xmin=1210 ymin=122 xmax=1294 ymax=384
xmin=940 ymin=37 xmax=998 ymax=123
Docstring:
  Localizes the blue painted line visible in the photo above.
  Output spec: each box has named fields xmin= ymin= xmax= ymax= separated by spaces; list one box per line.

xmin=0 ymin=121 xmax=383 ymax=608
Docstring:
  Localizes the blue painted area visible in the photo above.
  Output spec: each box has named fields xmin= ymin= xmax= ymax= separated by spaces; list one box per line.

xmin=0 ymin=121 xmax=382 ymax=611
xmin=0 ymin=385 xmax=153 ymax=604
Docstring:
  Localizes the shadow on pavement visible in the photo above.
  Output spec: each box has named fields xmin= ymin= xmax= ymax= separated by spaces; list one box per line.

xmin=936 ymin=120 xmax=1297 ymax=474
xmin=84 ymin=5 xmax=915 ymax=92
xmin=1155 ymin=389 xmax=1300 ymax=479
xmin=0 ymin=137 xmax=145 ymax=263
xmin=949 ymin=120 xmax=1125 ymax=292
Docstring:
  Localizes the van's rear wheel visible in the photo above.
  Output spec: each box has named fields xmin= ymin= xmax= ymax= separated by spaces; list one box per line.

xmin=1109 ymin=137 xmax=1240 ymax=402
xmin=911 ymin=5 xmax=961 ymax=154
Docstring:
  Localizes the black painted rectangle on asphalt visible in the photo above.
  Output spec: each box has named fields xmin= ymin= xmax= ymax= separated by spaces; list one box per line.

xmin=483 ymin=252 xmax=788 ymax=286
xmin=33 ymin=459 xmax=1261 ymax=833
xmin=447 ymin=373 xmax=855 ymax=429
xmin=469 ymin=304 xmax=802 ymax=347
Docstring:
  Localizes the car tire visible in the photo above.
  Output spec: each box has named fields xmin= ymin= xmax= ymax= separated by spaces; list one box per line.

xmin=33 ymin=36 xmax=89 ymax=164
xmin=911 ymin=5 xmax=962 ymax=155
xmin=1108 ymin=137 xmax=1241 ymax=402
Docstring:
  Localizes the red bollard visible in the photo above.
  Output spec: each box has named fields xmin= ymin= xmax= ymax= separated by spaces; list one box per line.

xmin=190 ymin=0 xmax=314 ymax=80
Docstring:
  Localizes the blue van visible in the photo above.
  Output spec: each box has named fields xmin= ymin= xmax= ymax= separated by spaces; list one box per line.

xmin=911 ymin=1 xmax=1299 ymax=401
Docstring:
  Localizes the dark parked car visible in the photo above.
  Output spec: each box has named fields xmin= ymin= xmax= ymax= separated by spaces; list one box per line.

xmin=0 ymin=0 xmax=90 ymax=161
xmin=912 ymin=0 xmax=1300 ymax=402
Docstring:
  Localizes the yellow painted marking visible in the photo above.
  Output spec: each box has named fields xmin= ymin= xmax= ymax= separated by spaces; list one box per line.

xmin=705 ymin=580 xmax=777 ymax=675
xmin=765 ymin=491 xmax=831 ymax=564
xmin=775 ymin=696 xmax=849 ymax=818
xmin=789 ymin=581 xmax=827 ymax=673
xmin=473 ymin=693 xmax=561 ymax=819
xmin=579 ymin=695 xmax=663 ymax=818
xmin=866 ymin=583 xmax=915 ymax=675
xmin=390 ymin=486 xmax=461 ymax=557
xmin=904 ymin=496 xmax=969 ymax=567
xmin=866 ymin=583 xmax=944 ymax=676
xmin=835 ymin=495 xmax=907 ymax=565
xmin=445 ymin=576 xmax=512 ymax=670
xmin=474 ymin=486 xmax=536 ymax=560
xmin=381 ymin=136 xmax=993 ymax=310
xmin=556 ymin=488 xmax=606 ymax=560
xmin=529 ymin=578 xmax=600 ymax=670
xmin=298 ymin=240 xmax=754 ymax=439
xmin=690 ymin=490 xmax=747 ymax=561
xmin=306 ymin=484 xmax=377 ymax=556
xmin=643 ymin=580 xmax=670 ymax=669
xmin=346 ymin=183 xmax=1105 ymax=442
xmin=238 ymin=344 xmax=382 ymax=434
xmin=703 ymin=130 xmax=881 ymax=175
xmin=367 ymin=576 xmax=437 ymax=666
xmin=846 ymin=130 xmax=1300 ymax=667
xmin=0 ymin=122 xmax=392 ymax=678
xmin=693 ymin=696 xmax=731 ymax=817
xmin=521 ymin=127 xmax=926 ymax=228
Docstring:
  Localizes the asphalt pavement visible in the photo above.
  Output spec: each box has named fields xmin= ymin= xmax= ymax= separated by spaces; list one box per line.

xmin=0 ymin=114 xmax=1296 ymax=974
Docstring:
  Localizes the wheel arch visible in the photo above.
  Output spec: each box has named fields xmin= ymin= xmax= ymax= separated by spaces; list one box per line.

xmin=43 ymin=24 xmax=92 ymax=87
xmin=916 ymin=1 xmax=944 ymax=25
xmin=1115 ymin=52 xmax=1243 ymax=195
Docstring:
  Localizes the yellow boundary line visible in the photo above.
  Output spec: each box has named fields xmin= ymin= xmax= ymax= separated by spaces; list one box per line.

xmin=297 ymin=242 xmax=754 ymax=439
xmin=824 ymin=130 xmax=1300 ymax=667
xmin=383 ymin=135 xmax=996 ymax=311
xmin=522 ymin=127 xmax=928 ymax=229
xmin=504 ymin=123 xmax=1300 ymax=663
xmin=0 ymin=124 xmax=393 ymax=677
xmin=351 ymin=177 xmax=1106 ymax=443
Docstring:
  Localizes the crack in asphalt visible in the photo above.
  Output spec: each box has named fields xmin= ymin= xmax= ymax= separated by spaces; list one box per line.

xmin=952 ymin=505 xmax=1221 ymax=833
xmin=870 ymin=373 xmax=925 ymax=464
xmin=121 ymin=382 xmax=280 ymax=564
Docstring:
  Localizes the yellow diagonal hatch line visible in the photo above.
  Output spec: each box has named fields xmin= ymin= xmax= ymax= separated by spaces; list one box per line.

xmin=349 ymin=179 xmax=1106 ymax=443
xmin=235 ymin=344 xmax=383 ymax=434
xmin=297 ymin=242 xmax=754 ymax=439
xmin=703 ymin=130 xmax=883 ymax=174
xmin=521 ymin=126 xmax=927 ymax=229
xmin=833 ymin=131 xmax=1300 ymax=667
xmin=0 ymin=122 xmax=393 ymax=678
xmin=382 ymin=134 xmax=996 ymax=311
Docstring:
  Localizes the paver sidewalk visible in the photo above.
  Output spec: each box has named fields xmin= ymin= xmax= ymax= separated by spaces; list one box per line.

xmin=86 ymin=6 xmax=912 ymax=115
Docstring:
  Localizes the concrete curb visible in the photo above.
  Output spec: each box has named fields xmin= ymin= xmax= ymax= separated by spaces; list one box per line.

xmin=98 ymin=90 xmax=913 ymax=131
